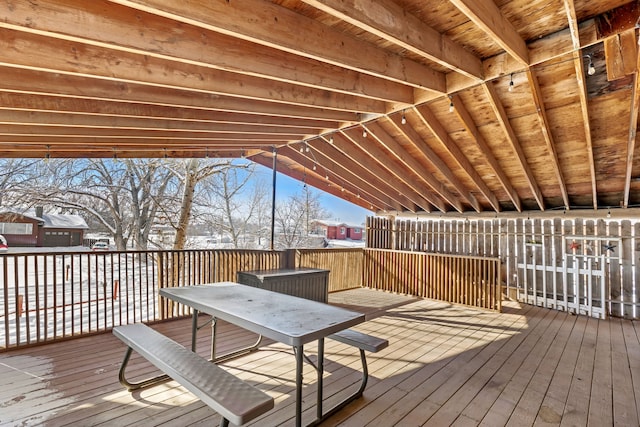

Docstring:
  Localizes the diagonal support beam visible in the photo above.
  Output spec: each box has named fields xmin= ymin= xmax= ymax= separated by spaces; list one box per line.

xmin=483 ymin=83 xmax=545 ymax=210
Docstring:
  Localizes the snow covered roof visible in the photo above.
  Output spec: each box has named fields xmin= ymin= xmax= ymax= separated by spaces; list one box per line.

xmin=1 ymin=208 xmax=88 ymax=230
xmin=40 ymin=213 xmax=88 ymax=229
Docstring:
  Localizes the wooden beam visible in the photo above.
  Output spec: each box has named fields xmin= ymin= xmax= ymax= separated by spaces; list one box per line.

xmin=251 ymin=152 xmax=380 ymax=211
xmin=482 ymin=82 xmax=546 ymax=210
xmin=363 ymin=122 xmax=464 ymax=212
xmin=564 ymin=0 xmax=598 ymax=209
xmin=525 ymin=68 xmax=570 ymax=209
xmin=449 ymin=0 xmax=529 ymax=65
xmin=303 ymin=139 xmax=418 ymax=211
xmin=409 ymin=106 xmax=501 ymax=212
xmin=299 ymin=0 xmax=483 ymax=81
xmin=0 ymin=0 xmax=414 ymax=105
xmin=110 ymin=0 xmax=446 ymax=93
xmin=0 ymin=66 xmax=359 ymax=122
xmin=328 ymin=132 xmax=434 ymax=213
xmin=624 ymin=29 xmax=640 ymax=208
xmin=0 ymin=28 xmax=387 ymax=115
xmin=278 ymin=145 xmax=404 ymax=212
xmin=385 ymin=114 xmax=482 ymax=212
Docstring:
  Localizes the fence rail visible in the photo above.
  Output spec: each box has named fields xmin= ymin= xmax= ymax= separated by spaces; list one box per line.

xmin=363 ymin=248 xmax=501 ymax=311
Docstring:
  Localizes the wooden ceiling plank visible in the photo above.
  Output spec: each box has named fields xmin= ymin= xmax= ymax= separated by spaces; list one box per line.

xmin=482 ymin=83 xmax=546 ymax=210
xmin=564 ymin=0 xmax=598 ymax=210
xmin=385 ymin=114 xmax=482 ymax=213
xmin=0 ymin=136 xmax=286 ymax=147
xmin=251 ymin=152 xmax=380 ymax=212
xmin=299 ymin=0 xmax=483 ymax=81
xmin=110 ymin=0 xmax=446 ymax=93
xmin=0 ymin=124 xmax=300 ymax=141
xmin=328 ymin=132 xmax=434 ymax=213
xmin=0 ymin=91 xmax=341 ymax=129
xmin=410 ymin=106 xmax=501 ymax=212
xmin=279 ymin=145 xmax=403 ymax=212
xmin=363 ymin=122 xmax=464 ymax=213
xmin=449 ymin=0 xmax=529 ymax=65
xmin=0 ymin=66 xmax=359 ymax=122
xmin=0 ymin=0 xmax=413 ymax=105
xmin=525 ymin=68 xmax=570 ymax=209
xmin=0 ymin=110 xmax=318 ymax=136
xmin=0 ymin=28 xmax=387 ymax=115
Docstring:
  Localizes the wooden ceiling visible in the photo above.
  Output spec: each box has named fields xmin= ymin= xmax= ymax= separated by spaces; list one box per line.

xmin=1 ymin=0 xmax=640 ymax=216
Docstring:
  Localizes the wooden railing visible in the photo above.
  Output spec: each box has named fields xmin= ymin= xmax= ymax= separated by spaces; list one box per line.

xmin=0 ymin=249 xmax=284 ymax=350
xmin=296 ymin=248 xmax=363 ymax=292
xmin=1 ymin=246 xmax=501 ymax=351
xmin=363 ymin=248 xmax=501 ymax=311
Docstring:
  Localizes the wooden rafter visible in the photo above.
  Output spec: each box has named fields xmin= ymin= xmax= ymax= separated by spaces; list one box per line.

xmin=305 ymin=139 xmax=418 ymax=211
xmin=449 ymin=0 xmax=529 ymax=65
xmin=299 ymin=0 xmax=483 ymax=81
xmin=483 ymin=83 xmax=545 ymax=210
xmin=385 ymin=114 xmax=482 ymax=212
xmin=525 ymin=69 xmax=570 ymax=209
xmin=251 ymin=152 xmax=380 ymax=211
xmin=364 ymin=122 xmax=464 ymax=212
xmin=0 ymin=67 xmax=359 ymax=123
xmin=410 ymin=105 xmax=501 ymax=212
xmin=279 ymin=144 xmax=404 ymax=212
xmin=341 ymin=128 xmax=446 ymax=212
xmin=110 ymin=0 xmax=446 ymax=93
xmin=625 ymin=28 xmax=640 ymax=208
xmin=1 ymin=0 xmax=413 ymax=105
xmin=564 ymin=0 xmax=598 ymax=209
xmin=326 ymin=132 xmax=433 ymax=213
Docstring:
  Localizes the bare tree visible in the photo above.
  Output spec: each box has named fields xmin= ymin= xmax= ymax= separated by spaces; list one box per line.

xmin=274 ymin=185 xmax=329 ymax=249
xmin=199 ymin=163 xmax=266 ymax=249
xmin=164 ymin=158 xmax=236 ymax=250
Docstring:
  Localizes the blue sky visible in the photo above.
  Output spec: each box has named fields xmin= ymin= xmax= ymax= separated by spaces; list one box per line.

xmin=252 ymin=163 xmax=371 ymax=225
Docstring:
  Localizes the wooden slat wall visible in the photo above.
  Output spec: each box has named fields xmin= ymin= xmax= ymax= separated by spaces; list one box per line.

xmin=363 ymin=248 xmax=501 ymax=311
xmin=367 ymin=216 xmax=640 ymax=319
xmin=295 ymin=248 xmax=363 ymax=292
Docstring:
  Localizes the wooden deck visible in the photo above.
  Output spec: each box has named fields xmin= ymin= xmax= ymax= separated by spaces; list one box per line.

xmin=2 ymin=288 xmax=639 ymax=426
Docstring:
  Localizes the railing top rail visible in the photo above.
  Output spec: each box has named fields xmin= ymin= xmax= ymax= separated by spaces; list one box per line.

xmin=364 ymin=247 xmax=500 ymax=262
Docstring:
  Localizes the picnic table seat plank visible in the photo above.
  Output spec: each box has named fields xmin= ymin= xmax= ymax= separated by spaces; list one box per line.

xmin=113 ymin=323 xmax=273 ymax=427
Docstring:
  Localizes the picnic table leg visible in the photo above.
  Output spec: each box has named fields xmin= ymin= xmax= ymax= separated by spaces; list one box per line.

xmin=295 ymin=344 xmax=303 ymax=427
xmin=317 ymin=338 xmax=324 ymax=420
xmin=191 ymin=309 xmax=199 ymax=352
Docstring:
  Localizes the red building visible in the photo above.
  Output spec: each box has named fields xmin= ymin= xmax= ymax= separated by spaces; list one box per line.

xmin=0 ymin=208 xmax=88 ymax=247
xmin=311 ymin=220 xmax=363 ymax=241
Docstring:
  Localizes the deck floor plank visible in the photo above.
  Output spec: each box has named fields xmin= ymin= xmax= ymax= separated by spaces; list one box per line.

xmin=0 ymin=289 xmax=637 ymax=427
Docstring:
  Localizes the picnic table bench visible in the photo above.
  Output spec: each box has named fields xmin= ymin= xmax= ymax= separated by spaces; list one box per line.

xmin=113 ymin=323 xmax=274 ymax=427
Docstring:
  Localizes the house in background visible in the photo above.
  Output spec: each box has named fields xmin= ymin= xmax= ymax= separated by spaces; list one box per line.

xmin=0 ymin=207 xmax=89 ymax=247
xmin=310 ymin=220 xmax=363 ymax=241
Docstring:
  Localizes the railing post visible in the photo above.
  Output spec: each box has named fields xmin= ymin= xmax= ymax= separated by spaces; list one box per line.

xmin=284 ymin=249 xmax=296 ymax=269
xmin=17 ymin=294 xmax=23 ymax=317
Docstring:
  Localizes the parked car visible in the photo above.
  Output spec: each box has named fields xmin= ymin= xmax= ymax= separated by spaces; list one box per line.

xmin=91 ymin=242 xmax=110 ymax=251
xmin=0 ymin=234 xmax=7 ymax=252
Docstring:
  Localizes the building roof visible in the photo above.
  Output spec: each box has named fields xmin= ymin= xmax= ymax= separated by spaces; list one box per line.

xmin=2 ymin=209 xmax=89 ymax=230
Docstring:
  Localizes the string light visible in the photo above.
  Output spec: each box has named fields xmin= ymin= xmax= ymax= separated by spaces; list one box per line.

xmin=401 ymin=111 xmax=407 ymax=125
xmin=508 ymin=73 xmax=514 ymax=92
xmin=585 ymin=54 xmax=596 ymax=76
xmin=329 ymin=135 xmax=334 ymax=144
xmin=448 ymin=96 xmax=454 ymax=113
xmin=362 ymin=128 xmax=367 ymax=138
